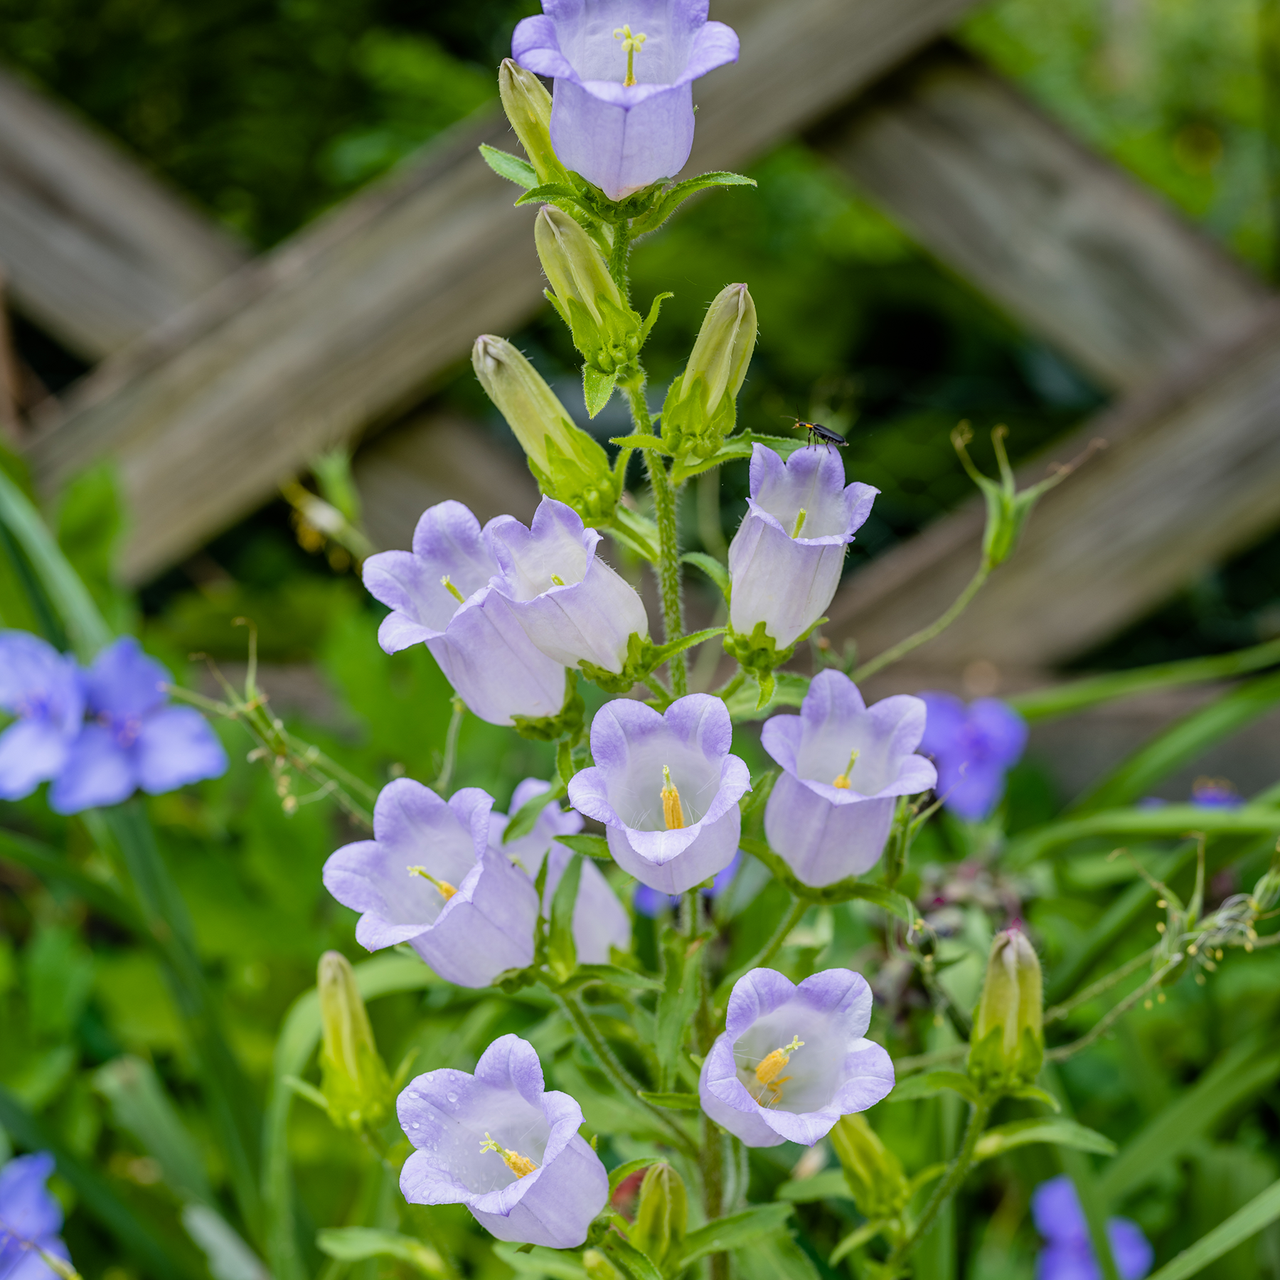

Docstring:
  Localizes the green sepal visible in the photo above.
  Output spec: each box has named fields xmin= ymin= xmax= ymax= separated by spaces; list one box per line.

xmin=724 ymin=672 xmax=810 ymax=721
xmin=490 ymin=965 xmax=541 ymax=994
xmin=530 ymin=432 xmax=617 ymax=525
xmin=638 ymin=291 xmax=673 ymax=346
xmin=611 ymin=434 xmax=671 ymax=454
xmin=755 ymin=669 xmax=775 ymax=710
xmin=578 ymin=630 xmax=724 ymax=696
xmin=511 ymin=670 xmax=586 ymax=744
xmin=515 ymin=180 xmax=594 ymax=211
xmin=629 ymin=171 xmax=758 ymax=239
xmin=737 ymin=836 xmax=916 ymax=919
xmin=606 ymin=506 xmax=661 ymax=564
xmin=681 ymin=552 xmax=730 ymax=600
xmin=556 ymin=834 xmax=612 ymax=860
xmin=670 ymin=431 xmax=809 ymax=485
xmin=585 ymin=366 xmax=617 ymax=418
xmin=479 ymin=143 xmax=539 ymax=189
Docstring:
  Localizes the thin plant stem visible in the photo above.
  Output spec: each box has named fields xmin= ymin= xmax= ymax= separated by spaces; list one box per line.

xmin=702 ymin=1115 xmax=728 ymax=1280
xmin=852 ymin=561 xmax=991 ymax=683
xmin=432 ymin=697 xmax=465 ymax=794
xmin=718 ymin=898 xmax=806 ymax=997
xmin=1046 ymin=955 xmax=1184 ymax=1062
xmin=609 ymin=217 xmax=632 ymax=298
xmin=1045 ymin=945 xmax=1160 ymax=1024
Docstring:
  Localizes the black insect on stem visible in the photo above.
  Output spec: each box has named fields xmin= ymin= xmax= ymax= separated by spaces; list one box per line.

xmin=792 ymin=419 xmax=848 ymax=451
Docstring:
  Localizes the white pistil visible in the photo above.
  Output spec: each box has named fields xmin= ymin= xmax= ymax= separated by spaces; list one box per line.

xmin=407 ymin=865 xmax=457 ymax=900
xmin=791 ymin=508 xmax=808 ymax=539
xmin=613 ymin=23 xmax=647 ymax=86
xmin=479 ymin=1132 xmax=538 ymax=1178
xmin=441 ymin=575 xmax=465 ymax=604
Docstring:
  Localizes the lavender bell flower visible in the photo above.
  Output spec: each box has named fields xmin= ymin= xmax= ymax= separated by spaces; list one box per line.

xmin=0 ymin=631 xmax=83 ymax=802
xmin=634 ymin=849 xmax=739 ymax=918
xmin=699 ymin=968 xmax=894 ymax=1148
xmin=917 ymin=692 xmax=1028 ymax=821
xmin=398 ymin=1033 xmax=608 ymax=1248
xmin=568 ymin=694 xmax=750 ymax=894
xmin=323 ymin=780 xmax=539 ymax=988
xmin=1032 ymin=1176 xmax=1153 ymax=1280
xmin=761 ymin=671 xmax=936 ymax=887
xmin=48 ymin=637 xmax=226 ymax=815
xmin=487 ymin=498 xmax=648 ymax=677
xmin=491 ymin=778 xmax=631 ymax=962
xmin=512 ymin=1 xmax=740 ymax=201
xmin=728 ymin=445 xmax=878 ymax=653
xmin=362 ymin=501 xmax=567 ymax=727
xmin=0 ymin=1151 xmax=73 ymax=1280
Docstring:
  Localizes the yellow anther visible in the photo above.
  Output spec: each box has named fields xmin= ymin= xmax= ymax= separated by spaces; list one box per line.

xmin=479 ymin=1133 xmax=538 ymax=1178
xmin=613 ymin=23 xmax=647 ymax=85
xmin=661 ymin=765 xmax=686 ymax=830
xmin=1187 ymin=944 xmax=1197 ymax=955
xmin=441 ymin=575 xmax=466 ymax=604
xmin=550 ymin=575 xmax=566 ymax=586
xmin=407 ymin=866 xmax=457 ymax=900
xmin=754 ymin=1035 xmax=805 ymax=1089
xmin=1156 ymin=899 xmax=1167 ymax=908
xmin=1156 ymin=922 xmax=1166 ymax=934
xmin=791 ymin=508 xmax=808 ymax=539
xmin=832 ymin=748 xmax=860 ymax=790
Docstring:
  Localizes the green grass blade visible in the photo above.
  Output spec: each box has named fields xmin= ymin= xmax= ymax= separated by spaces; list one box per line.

xmin=1147 ymin=1179 xmax=1280 ymax=1280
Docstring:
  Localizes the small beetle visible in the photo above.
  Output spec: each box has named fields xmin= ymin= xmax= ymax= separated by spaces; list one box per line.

xmin=793 ymin=420 xmax=848 ymax=451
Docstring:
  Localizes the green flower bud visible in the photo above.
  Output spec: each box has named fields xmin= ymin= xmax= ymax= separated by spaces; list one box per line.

xmin=968 ymin=929 xmax=1044 ymax=1093
xmin=1250 ymin=848 xmax=1280 ymax=914
xmin=829 ymin=1113 xmax=910 ymax=1221
xmin=582 ymin=1249 xmax=626 ymax=1280
xmin=661 ymin=282 xmax=757 ymax=459
xmin=472 ymin=335 xmax=617 ymax=523
xmin=498 ymin=59 xmax=570 ymax=186
xmin=629 ymin=1162 xmax=687 ymax=1270
xmin=317 ymin=950 xmax=392 ymax=1130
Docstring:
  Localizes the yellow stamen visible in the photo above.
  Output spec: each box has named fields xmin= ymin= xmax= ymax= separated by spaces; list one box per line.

xmin=661 ymin=765 xmax=685 ymax=830
xmin=755 ymin=1035 xmax=804 ymax=1088
xmin=479 ymin=1133 xmax=538 ymax=1178
xmin=550 ymin=575 xmax=565 ymax=586
xmin=832 ymin=748 xmax=859 ymax=790
xmin=407 ymin=865 xmax=457 ymax=900
xmin=613 ymin=23 xmax=647 ymax=86
xmin=441 ymin=575 xmax=465 ymax=604
xmin=791 ymin=508 xmax=808 ymax=539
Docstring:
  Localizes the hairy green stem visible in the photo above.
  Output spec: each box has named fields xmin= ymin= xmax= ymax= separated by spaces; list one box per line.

xmin=718 ymin=898 xmax=806 ymax=998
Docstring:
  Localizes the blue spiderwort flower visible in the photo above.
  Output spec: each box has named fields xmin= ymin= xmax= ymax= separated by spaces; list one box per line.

xmin=0 ymin=632 xmax=83 ymax=803
xmin=568 ymin=694 xmax=750 ymax=894
xmin=49 ymin=637 xmax=226 ymax=815
xmin=491 ymin=778 xmax=630 ymax=962
xmin=761 ymin=671 xmax=935 ymax=887
xmin=1190 ymin=777 xmax=1244 ymax=809
xmin=917 ymin=692 xmax=1027 ymax=821
xmin=633 ymin=849 xmax=740 ymax=918
xmin=512 ymin=1 xmax=740 ymax=201
xmin=362 ymin=501 xmax=568 ymax=728
xmin=323 ymin=780 xmax=540 ymax=989
xmin=398 ymin=1033 xmax=608 ymax=1248
xmin=1032 ymin=1176 xmax=1153 ymax=1280
xmin=699 ymin=968 xmax=894 ymax=1148
xmin=0 ymin=1151 xmax=73 ymax=1280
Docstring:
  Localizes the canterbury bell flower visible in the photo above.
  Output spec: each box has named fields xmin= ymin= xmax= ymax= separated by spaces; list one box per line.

xmin=760 ymin=671 xmax=936 ymax=887
xmin=698 ymin=967 xmax=894 ymax=1147
xmin=567 ymin=693 xmax=750 ymax=894
xmin=512 ymin=0 xmax=740 ymax=200
xmin=398 ymin=1034 xmax=608 ymax=1248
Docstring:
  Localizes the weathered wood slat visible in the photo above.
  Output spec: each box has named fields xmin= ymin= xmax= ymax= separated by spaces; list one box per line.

xmin=811 ymin=46 xmax=1271 ymax=392
xmin=25 ymin=0 xmax=983 ymax=583
xmin=0 ymin=66 xmax=245 ymax=359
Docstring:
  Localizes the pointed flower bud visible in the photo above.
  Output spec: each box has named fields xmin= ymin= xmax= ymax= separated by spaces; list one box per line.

xmin=968 ymin=929 xmax=1044 ymax=1093
xmin=473 ymin=336 xmax=617 ymax=523
xmin=317 ymin=950 xmax=393 ymax=1131
xmin=830 ymin=1114 xmax=910 ymax=1221
xmin=499 ymin=59 xmax=570 ymax=186
xmin=630 ymin=1163 xmax=688 ymax=1270
xmin=661 ymin=283 xmax=757 ymax=459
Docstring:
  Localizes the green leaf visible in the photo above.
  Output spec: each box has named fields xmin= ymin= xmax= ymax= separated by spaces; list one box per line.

xmin=479 ymin=143 xmax=539 ymax=189
xmin=670 ymin=431 xmax=809 ymax=484
xmin=1005 ymin=1085 xmax=1062 ymax=1111
xmin=600 ymin=1231 xmax=665 ymax=1280
xmin=493 ymin=1241 xmax=589 ymax=1278
xmin=568 ymin=964 xmax=665 ymax=993
xmin=733 ymin=1232 xmax=821 ymax=1280
xmin=317 ymin=1228 xmax=446 ymax=1276
xmin=655 ymin=931 xmax=704 ymax=1086
xmin=515 ymin=180 xmax=590 ymax=208
xmin=504 ymin=778 xmax=569 ymax=844
xmin=738 ymin=837 xmax=915 ymax=918
xmin=829 ymin=1220 xmax=891 ymax=1266
xmin=548 ymin=853 xmax=584 ymax=983
xmin=609 ymin=1157 xmax=657 ymax=1195
xmin=676 ymin=1204 xmax=794 ymax=1267
xmin=609 ymin=433 xmax=670 ymax=453
xmin=557 ymin=834 xmax=612 ymax=860
xmin=1147 ymin=1178 xmax=1280 ymax=1280
xmin=888 ymin=1071 xmax=983 ymax=1105
xmin=629 ymin=170 xmax=758 ymax=238
xmin=636 ymin=1091 xmax=702 ymax=1110
xmin=724 ymin=671 xmax=810 ymax=721
xmin=974 ymin=1118 xmax=1116 ymax=1162
xmin=584 ymin=365 xmax=617 ymax=418
xmin=648 ymin=627 xmax=726 ymax=665
xmin=775 ymin=1170 xmax=852 ymax=1203
xmin=682 ymin=552 xmax=730 ymax=598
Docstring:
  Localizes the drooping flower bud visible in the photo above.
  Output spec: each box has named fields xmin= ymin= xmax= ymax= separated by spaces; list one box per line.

xmin=629 ymin=1163 xmax=688 ymax=1270
xmin=968 ymin=929 xmax=1044 ymax=1093
xmin=317 ymin=951 xmax=392 ymax=1130
xmin=829 ymin=1114 xmax=910 ymax=1221
xmin=660 ymin=283 xmax=757 ymax=459
xmin=472 ymin=335 xmax=617 ymax=523
xmin=498 ymin=59 xmax=570 ymax=187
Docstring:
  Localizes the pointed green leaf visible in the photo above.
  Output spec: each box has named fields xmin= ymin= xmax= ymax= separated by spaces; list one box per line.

xmin=548 ymin=853 xmax=584 ymax=982
xmin=1147 ymin=1178 xmax=1280 ymax=1280
xmin=478 ymin=144 xmax=539 ymax=190
xmin=609 ymin=1157 xmax=657 ymax=1195
xmin=568 ymin=965 xmax=665 ymax=992
xmin=636 ymin=1091 xmax=702 ymax=1111
xmin=584 ymin=366 xmax=617 ymax=418
xmin=776 ymin=1170 xmax=852 ymax=1203
xmin=609 ymin=433 xmax=670 ymax=453
xmin=556 ymin=834 xmax=612 ymax=860
xmin=973 ymin=1118 xmax=1116 ymax=1162
xmin=503 ymin=778 xmax=568 ymax=844
xmin=681 ymin=552 xmax=730 ymax=598
xmin=317 ymin=1228 xmax=446 ymax=1276
xmin=829 ymin=1220 xmax=891 ymax=1266
xmin=492 ymin=1241 xmax=590 ymax=1278
xmin=887 ymin=1071 xmax=983 ymax=1105
xmin=676 ymin=1204 xmax=794 ymax=1267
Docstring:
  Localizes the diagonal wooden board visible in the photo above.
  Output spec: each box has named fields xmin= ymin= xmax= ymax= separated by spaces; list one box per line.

xmin=21 ymin=0 xmax=984 ymax=584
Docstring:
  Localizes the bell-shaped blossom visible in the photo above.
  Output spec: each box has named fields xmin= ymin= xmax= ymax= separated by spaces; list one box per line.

xmin=0 ymin=1151 xmax=73 ymax=1280
xmin=634 ymin=849 xmax=739 ymax=918
xmin=323 ymin=780 xmax=539 ymax=988
xmin=699 ymin=968 xmax=894 ymax=1148
xmin=1032 ymin=1176 xmax=1153 ymax=1280
xmin=362 ymin=501 xmax=567 ymax=727
xmin=491 ymin=778 xmax=630 ymax=962
xmin=568 ymin=694 xmax=749 ymax=894
xmin=49 ymin=637 xmax=226 ymax=815
xmin=0 ymin=631 xmax=83 ymax=802
xmin=399 ymin=1033 xmax=608 ymax=1248
xmin=512 ymin=1 xmax=740 ymax=201
xmin=488 ymin=498 xmax=648 ymax=676
xmin=728 ymin=445 xmax=878 ymax=652
xmin=917 ymin=692 xmax=1027 ymax=821
xmin=761 ymin=672 xmax=935 ymax=887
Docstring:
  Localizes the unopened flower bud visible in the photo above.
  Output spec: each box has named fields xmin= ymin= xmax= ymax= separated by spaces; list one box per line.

xmin=1251 ymin=849 xmax=1280 ymax=913
xmin=582 ymin=1250 xmax=626 ymax=1280
xmin=968 ymin=929 xmax=1044 ymax=1093
xmin=318 ymin=951 xmax=392 ymax=1130
xmin=830 ymin=1113 xmax=910 ymax=1220
xmin=629 ymin=1163 xmax=687 ymax=1270
xmin=498 ymin=59 xmax=570 ymax=186
xmin=661 ymin=283 xmax=757 ymax=459
xmin=472 ymin=335 xmax=617 ymax=523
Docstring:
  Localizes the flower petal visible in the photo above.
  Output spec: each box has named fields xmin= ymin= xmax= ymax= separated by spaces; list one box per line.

xmin=135 ymin=706 xmax=227 ymax=794
xmin=48 ymin=723 xmax=134 ymax=814
xmin=0 ymin=720 xmax=72 ymax=801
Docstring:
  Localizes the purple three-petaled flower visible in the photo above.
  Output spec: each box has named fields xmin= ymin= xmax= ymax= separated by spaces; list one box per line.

xmin=398 ymin=1033 xmax=608 ymax=1248
xmin=0 ymin=1152 xmax=73 ymax=1280
xmin=0 ymin=631 xmax=83 ymax=803
xmin=917 ymin=692 xmax=1027 ymax=822
xmin=513 ymin=1 xmax=740 ymax=200
xmin=1032 ymin=1176 xmax=1153 ymax=1280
